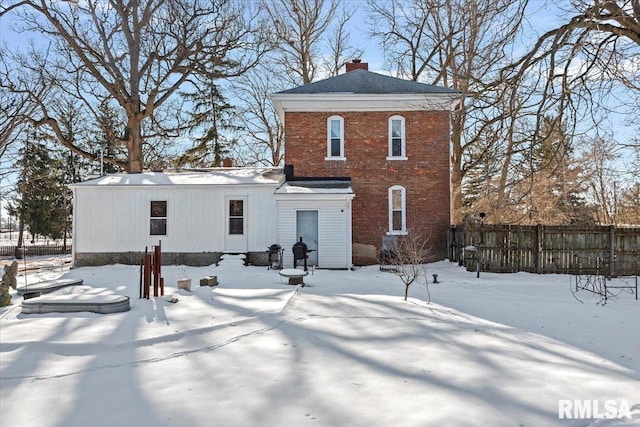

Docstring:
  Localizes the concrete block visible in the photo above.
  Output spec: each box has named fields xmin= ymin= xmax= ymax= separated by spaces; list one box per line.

xmin=199 ymin=276 xmax=218 ymax=287
xmin=177 ymin=278 xmax=191 ymax=291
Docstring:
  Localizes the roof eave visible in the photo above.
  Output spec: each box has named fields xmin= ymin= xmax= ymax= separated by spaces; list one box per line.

xmin=270 ymin=92 xmax=461 ymax=117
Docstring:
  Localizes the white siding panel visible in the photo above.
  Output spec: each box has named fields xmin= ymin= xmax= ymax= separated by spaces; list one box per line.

xmin=246 ymin=189 xmax=279 ymax=251
xmin=318 ymin=206 xmax=349 ymax=268
xmin=74 ymin=184 xmax=280 ymax=254
xmin=277 ymin=198 xmax=352 ymax=269
xmin=168 ymin=189 xmax=223 ymax=252
xmin=75 ymin=188 xmax=147 ymax=252
xmin=277 ymin=202 xmax=298 ymax=268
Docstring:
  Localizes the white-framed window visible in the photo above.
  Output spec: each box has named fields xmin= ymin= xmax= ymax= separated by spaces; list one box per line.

xmin=326 ymin=115 xmax=345 ymax=160
xmin=388 ymin=185 xmax=407 ymax=234
xmin=228 ymin=199 xmax=244 ymax=235
xmin=387 ymin=115 xmax=407 ymax=160
xmin=150 ymin=200 xmax=167 ymax=235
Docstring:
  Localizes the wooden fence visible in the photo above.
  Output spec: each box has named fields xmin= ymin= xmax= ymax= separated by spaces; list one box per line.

xmin=0 ymin=244 xmax=72 ymax=258
xmin=449 ymin=224 xmax=640 ymax=276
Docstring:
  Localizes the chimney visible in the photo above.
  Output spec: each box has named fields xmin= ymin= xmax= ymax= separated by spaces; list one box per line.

xmin=284 ymin=164 xmax=294 ymax=180
xmin=345 ymin=59 xmax=368 ymax=73
xmin=222 ymin=158 xmax=233 ymax=167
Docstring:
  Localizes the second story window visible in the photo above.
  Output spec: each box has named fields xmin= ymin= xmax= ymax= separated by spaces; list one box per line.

xmin=388 ymin=116 xmax=406 ymax=160
xmin=327 ymin=116 xmax=345 ymax=160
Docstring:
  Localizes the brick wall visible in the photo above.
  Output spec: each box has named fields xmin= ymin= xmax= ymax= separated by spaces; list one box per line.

xmin=285 ymin=110 xmax=451 ymax=264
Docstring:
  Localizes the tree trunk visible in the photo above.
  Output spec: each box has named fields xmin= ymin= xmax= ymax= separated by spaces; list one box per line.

xmin=126 ymin=117 xmax=144 ymax=173
xmin=450 ymin=111 xmax=464 ymax=224
xmin=494 ymin=137 xmax=515 ymax=224
xmin=15 ymin=217 xmax=24 ymax=259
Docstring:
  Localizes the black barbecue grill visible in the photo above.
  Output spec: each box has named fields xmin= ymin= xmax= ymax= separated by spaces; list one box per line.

xmin=267 ymin=244 xmax=283 ymax=270
xmin=292 ymin=237 xmax=314 ymax=271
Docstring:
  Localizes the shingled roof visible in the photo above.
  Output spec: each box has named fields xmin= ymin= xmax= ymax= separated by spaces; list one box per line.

xmin=276 ymin=69 xmax=457 ymax=95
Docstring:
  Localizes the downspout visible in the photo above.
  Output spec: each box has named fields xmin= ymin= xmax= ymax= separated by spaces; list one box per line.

xmin=347 ymin=196 xmax=354 ymax=269
xmin=71 ymin=187 xmax=77 ymax=267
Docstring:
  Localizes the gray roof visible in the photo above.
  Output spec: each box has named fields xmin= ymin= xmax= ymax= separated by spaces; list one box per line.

xmin=286 ymin=180 xmax=352 ymax=189
xmin=275 ymin=180 xmax=354 ymax=195
xmin=277 ymin=69 xmax=458 ymax=95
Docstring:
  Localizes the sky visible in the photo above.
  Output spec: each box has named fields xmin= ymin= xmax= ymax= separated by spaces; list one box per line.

xmin=0 ymin=1 xmax=637 ymax=221
xmin=1 ymin=255 xmax=639 ymax=426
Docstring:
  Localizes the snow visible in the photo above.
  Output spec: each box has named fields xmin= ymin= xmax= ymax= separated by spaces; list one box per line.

xmin=70 ymin=168 xmax=284 ymax=187
xmin=1 ymin=255 xmax=639 ymax=427
xmin=275 ymin=182 xmax=354 ymax=195
xmin=21 ymin=294 xmax=128 ymax=304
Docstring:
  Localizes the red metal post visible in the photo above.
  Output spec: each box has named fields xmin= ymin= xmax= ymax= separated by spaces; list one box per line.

xmin=143 ymin=253 xmax=151 ymax=299
xmin=139 ymin=259 xmax=143 ymax=299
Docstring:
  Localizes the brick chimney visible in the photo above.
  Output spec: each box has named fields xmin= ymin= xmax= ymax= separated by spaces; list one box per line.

xmin=345 ymin=59 xmax=368 ymax=73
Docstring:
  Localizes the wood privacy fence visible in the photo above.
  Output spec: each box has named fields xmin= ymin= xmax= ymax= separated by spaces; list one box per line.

xmin=0 ymin=244 xmax=72 ymax=258
xmin=448 ymin=224 xmax=640 ymax=276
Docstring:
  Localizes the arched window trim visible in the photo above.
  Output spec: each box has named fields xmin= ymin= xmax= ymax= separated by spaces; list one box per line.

xmin=387 ymin=185 xmax=407 ymax=235
xmin=326 ymin=115 xmax=345 ymax=160
xmin=387 ymin=115 xmax=407 ymax=160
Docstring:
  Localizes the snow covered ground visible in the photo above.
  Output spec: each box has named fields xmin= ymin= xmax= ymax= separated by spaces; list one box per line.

xmin=1 ymin=255 xmax=638 ymax=427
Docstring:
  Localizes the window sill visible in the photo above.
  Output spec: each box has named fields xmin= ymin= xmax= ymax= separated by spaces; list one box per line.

xmin=325 ymin=156 xmax=346 ymax=161
xmin=386 ymin=230 xmax=408 ymax=236
xmin=386 ymin=156 xmax=408 ymax=161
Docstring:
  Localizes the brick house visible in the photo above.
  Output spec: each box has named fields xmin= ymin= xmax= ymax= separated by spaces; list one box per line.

xmin=271 ymin=61 xmax=460 ymax=264
xmin=70 ymin=61 xmax=458 ymax=269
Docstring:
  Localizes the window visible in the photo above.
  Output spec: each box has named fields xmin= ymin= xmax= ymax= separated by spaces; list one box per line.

xmin=388 ymin=186 xmax=406 ymax=234
xmin=326 ymin=116 xmax=345 ymax=160
xmin=150 ymin=201 xmax=167 ymax=235
xmin=387 ymin=115 xmax=406 ymax=160
xmin=228 ymin=199 xmax=244 ymax=235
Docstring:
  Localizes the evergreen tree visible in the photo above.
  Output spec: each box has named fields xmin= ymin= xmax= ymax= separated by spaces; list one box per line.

xmin=9 ymin=130 xmax=67 ymax=247
xmin=462 ymin=131 xmax=502 ymax=218
xmin=53 ymin=100 xmax=88 ymax=246
xmin=519 ymin=116 xmax=590 ymax=224
xmin=93 ymin=99 xmax=126 ymax=174
xmin=177 ymin=78 xmax=239 ymax=168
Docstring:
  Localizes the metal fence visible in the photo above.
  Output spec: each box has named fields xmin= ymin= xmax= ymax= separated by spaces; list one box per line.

xmin=0 ymin=244 xmax=72 ymax=258
xmin=449 ymin=224 xmax=640 ymax=276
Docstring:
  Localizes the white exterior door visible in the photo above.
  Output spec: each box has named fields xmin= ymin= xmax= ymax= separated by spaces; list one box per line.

xmin=225 ymin=196 xmax=248 ymax=252
xmin=296 ymin=210 xmax=318 ymax=265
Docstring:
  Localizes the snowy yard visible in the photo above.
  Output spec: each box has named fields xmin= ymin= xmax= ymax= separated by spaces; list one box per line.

xmin=1 ymin=255 xmax=638 ymax=427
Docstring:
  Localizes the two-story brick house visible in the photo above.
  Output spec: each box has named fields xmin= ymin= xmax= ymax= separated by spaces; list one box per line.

xmin=271 ymin=61 xmax=460 ymax=264
xmin=70 ymin=61 xmax=458 ymax=269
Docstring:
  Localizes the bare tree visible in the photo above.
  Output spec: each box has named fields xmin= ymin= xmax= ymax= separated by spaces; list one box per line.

xmin=617 ymin=182 xmax=640 ymax=225
xmin=505 ymin=1 xmax=640 ymax=83
xmin=0 ymin=0 xmax=268 ymax=173
xmin=383 ymin=229 xmax=432 ymax=302
xmin=0 ymin=49 xmax=47 ymax=160
xmin=478 ymin=1 xmax=640 ymax=226
xmin=231 ymin=67 xmax=286 ymax=166
xmin=498 ymin=1 xmax=640 ymax=215
xmin=368 ymin=0 xmax=529 ymax=224
xmin=259 ymin=0 xmax=351 ymax=85
xmin=230 ymin=0 xmax=360 ymax=166
xmin=578 ymin=136 xmax=624 ymax=225
xmin=321 ymin=5 xmax=364 ymax=77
